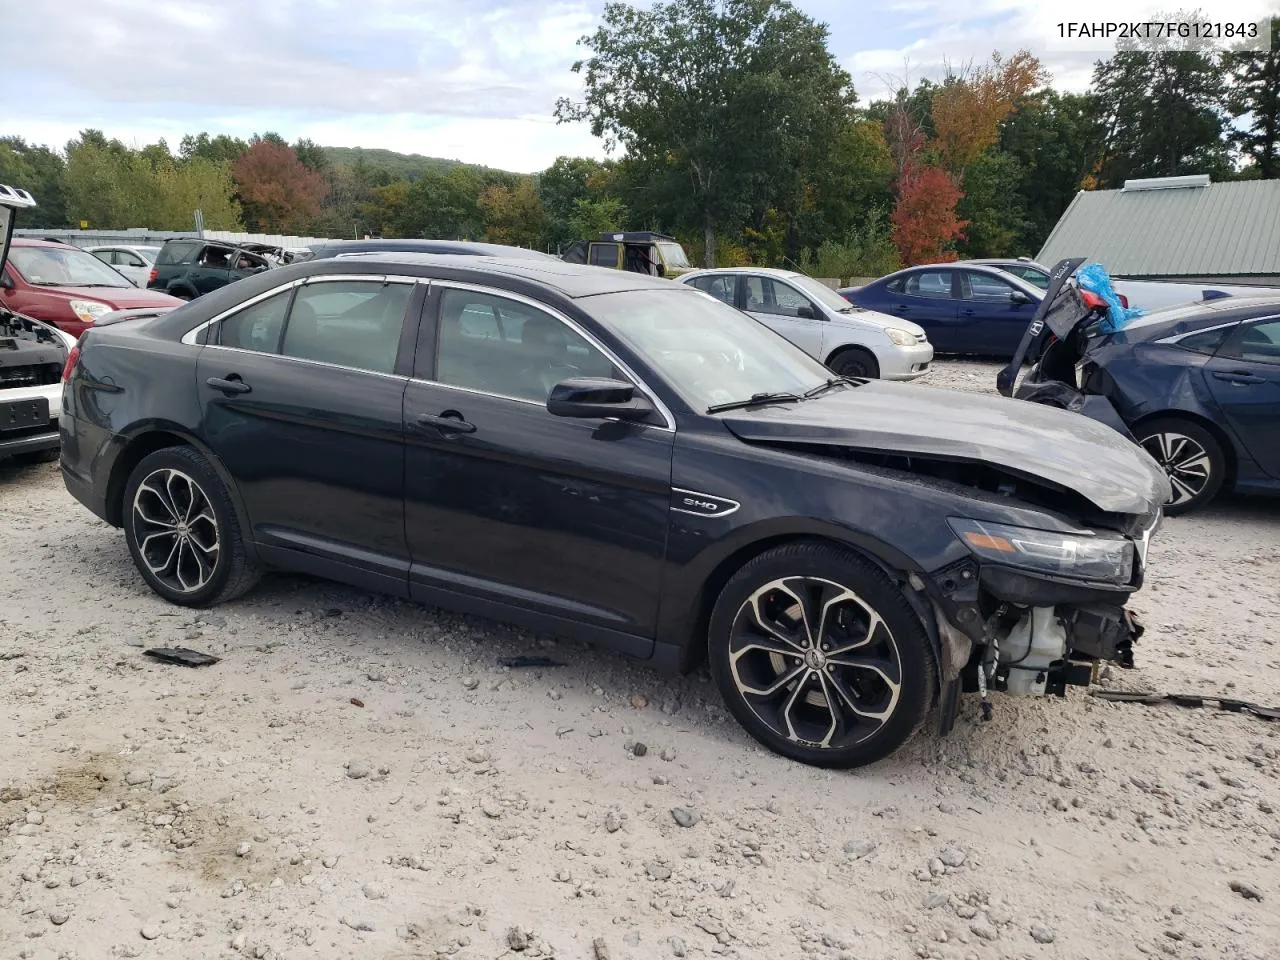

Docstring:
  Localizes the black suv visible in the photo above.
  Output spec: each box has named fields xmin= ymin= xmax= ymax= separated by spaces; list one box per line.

xmin=148 ymin=239 xmax=286 ymax=300
xmin=60 ymin=252 xmax=1169 ymax=767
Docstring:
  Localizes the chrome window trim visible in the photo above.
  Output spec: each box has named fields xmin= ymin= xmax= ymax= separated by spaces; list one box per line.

xmin=179 ymin=274 xmax=424 ymax=345
xmin=1154 ymin=314 xmax=1280 ymax=345
xmin=422 ymin=279 xmax=676 ymax=432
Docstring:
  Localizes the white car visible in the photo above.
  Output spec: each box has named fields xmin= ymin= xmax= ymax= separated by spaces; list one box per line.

xmin=680 ymin=267 xmax=933 ymax=379
xmin=87 ymin=244 xmax=162 ymax=288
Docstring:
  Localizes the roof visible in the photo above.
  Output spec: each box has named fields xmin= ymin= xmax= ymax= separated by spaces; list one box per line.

xmin=295 ymin=252 xmax=682 ymax=298
xmin=1037 ymin=178 xmax=1280 ymax=278
xmin=680 ymin=267 xmax=803 ymax=278
xmin=306 ymin=238 xmax=555 ymax=261
xmin=599 ymin=232 xmax=678 ymax=243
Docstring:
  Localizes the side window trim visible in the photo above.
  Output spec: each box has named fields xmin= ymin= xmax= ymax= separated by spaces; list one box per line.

xmin=414 ymin=279 xmax=675 ymax=430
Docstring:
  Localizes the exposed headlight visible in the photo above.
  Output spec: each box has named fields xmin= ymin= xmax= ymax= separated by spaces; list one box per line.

xmin=68 ymin=299 xmax=112 ymax=324
xmin=949 ymin=518 xmax=1134 ymax=583
xmin=885 ymin=327 xmax=918 ymax=346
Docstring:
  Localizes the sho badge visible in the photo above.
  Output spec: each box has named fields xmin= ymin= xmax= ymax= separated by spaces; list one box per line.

xmin=671 ymin=488 xmax=741 ymax=518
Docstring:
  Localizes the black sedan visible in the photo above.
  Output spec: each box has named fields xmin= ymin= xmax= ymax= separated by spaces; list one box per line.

xmin=60 ymin=254 xmax=1168 ymax=768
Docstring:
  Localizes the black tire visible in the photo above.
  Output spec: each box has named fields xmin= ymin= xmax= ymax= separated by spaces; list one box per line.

xmin=828 ymin=347 xmax=879 ymax=379
xmin=1132 ymin=417 xmax=1225 ymax=516
xmin=708 ymin=542 xmax=937 ymax=768
xmin=122 ymin=446 xmax=260 ymax=607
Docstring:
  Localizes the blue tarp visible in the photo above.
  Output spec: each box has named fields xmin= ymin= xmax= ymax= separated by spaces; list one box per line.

xmin=1076 ymin=263 xmax=1145 ymax=332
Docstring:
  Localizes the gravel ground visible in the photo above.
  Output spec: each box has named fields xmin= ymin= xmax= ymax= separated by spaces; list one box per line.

xmin=2 ymin=360 xmax=1278 ymax=960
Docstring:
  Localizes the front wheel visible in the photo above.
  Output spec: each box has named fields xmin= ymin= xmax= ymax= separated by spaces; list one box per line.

xmin=828 ymin=347 xmax=879 ymax=379
xmin=708 ymin=543 xmax=937 ymax=768
xmin=122 ymin=446 xmax=260 ymax=606
xmin=1132 ymin=417 xmax=1225 ymax=516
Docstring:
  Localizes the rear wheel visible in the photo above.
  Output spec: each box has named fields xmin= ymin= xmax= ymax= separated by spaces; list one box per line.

xmin=122 ymin=446 xmax=260 ymax=606
xmin=708 ymin=543 xmax=936 ymax=768
xmin=828 ymin=347 xmax=879 ymax=379
xmin=1132 ymin=417 xmax=1225 ymax=516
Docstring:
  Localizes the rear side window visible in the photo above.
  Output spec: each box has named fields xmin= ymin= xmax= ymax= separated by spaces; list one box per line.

xmin=156 ymin=241 xmax=202 ymax=265
xmin=1177 ymin=326 xmax=1231 ymax=355
xmin=691 ymin=274 xmax=736 ymax=305
xmin=904 ymin=270 xmax=954 ymax=298
xmin=590 ymin=244 xmax=620 ymax=268
xmin=218 ymin=291 xmax=291 ymax=352
xmin=280 ymin=280 xmax=413 ymax=374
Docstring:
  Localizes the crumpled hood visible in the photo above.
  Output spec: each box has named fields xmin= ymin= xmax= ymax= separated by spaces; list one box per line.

xmin=720 ymin=381 xmax=1172 ymax=516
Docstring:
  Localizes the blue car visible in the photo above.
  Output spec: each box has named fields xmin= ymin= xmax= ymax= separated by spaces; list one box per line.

xmin=841 ymin=264 xmax=1043 ymax=357
xmin=1003 ymin=263 xmax=1280 ymax=514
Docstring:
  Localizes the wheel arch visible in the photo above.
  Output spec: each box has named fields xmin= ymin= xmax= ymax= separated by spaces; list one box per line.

xmin=1129 ymin=408 xmax=1239 ymax=489
xmin=659 ymin=524 xmax=941 ymax=679
xmin=104 ymin=424 xmax=259 ymax=563
xmin=824 ymin=342 xmax=879 ymax=369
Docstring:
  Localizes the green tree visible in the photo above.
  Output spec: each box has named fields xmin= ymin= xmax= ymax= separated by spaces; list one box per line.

xmin=1225 ymin=17 xmax=1280 ymax=178
xmin=179 ymin=132 xmax=249 ymax=166
xmin=557 ymin=0 xmax=856 ymax=267
xmin=956 ymin=149 xmax=1033 ymax=257
xmin=293 ymin=138 xmax=330 ymax=173
xmin=539 ymin=156 xmax=613 ymax=247
xmin=1091 ymin=16 xmax=1232 ymax=185
xmin=0 ymin=137 xmax=68 ymax=227
xmin=567 ymin=196 xmax=628 ymax=238
xmin=479 ymin=178 xmax=550 ymax=248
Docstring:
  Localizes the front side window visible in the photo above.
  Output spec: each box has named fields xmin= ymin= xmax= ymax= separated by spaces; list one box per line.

xmin=156 ymin=241 xmax=201 ymax=265
xmin=589 ymin=288 xmax=833 ymax=410
xmin=435 ymin=288 xmax=619 ymax=403
xmin=6 ymin=245 xmax=135 ymax=288
xmin=964 ymin=271 xmax=1020 ymax=302
xmin=744 ymin=276 xmax=814 ymax=317
xmin=280 ymin=280 xmax=413 ymax=373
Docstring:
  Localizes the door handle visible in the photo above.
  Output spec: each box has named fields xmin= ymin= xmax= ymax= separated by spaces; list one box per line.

xmin=414 ymin=412 xmax=477 ymax=435
xmin=892 ymin=304 xmax=909 ymax=313
xmin=960 ymin=308 xmax=977 ymax=317
xmin=1212 ymin=371 xmax=1265 ymax=385
xmin=205 ymin=375 xmax=251 ymax=395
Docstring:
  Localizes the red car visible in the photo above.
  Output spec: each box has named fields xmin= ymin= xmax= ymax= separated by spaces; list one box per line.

xmin=0 ymin=238 xmax=183 ymax=339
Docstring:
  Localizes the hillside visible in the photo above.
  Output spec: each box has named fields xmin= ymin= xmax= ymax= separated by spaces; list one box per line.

xmin=321 ymin=145 xmax=516 ymax=180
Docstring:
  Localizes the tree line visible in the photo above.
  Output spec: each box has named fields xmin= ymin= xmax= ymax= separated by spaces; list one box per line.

xmin=2 ymin=0 xmax=1275 ymax=278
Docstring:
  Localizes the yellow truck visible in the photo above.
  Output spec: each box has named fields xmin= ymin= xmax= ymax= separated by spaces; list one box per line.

xmin=561 ymin=232 xmax=693 ymax=278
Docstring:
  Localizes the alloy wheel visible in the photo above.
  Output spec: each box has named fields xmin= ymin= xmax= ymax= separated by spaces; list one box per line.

xmin=727 ymin=576 xmax=903 ymax=750
xmin=1140 ymin=431 xmax=1212 ymax=507
xmin=131 ymin=467 xmax=221 ymax=594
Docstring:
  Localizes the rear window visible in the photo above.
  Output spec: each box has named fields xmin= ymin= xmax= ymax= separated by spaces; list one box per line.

xmin=156 ymin=241 xmax=202 ymax=265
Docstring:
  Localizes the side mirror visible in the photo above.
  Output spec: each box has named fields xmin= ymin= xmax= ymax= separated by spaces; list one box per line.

xmin=547 ymin=377 xmax=654 ymax=421
xmin=796 ymin=305 xmax=816 ymax=319
xmin=655 ymin=262 xmax=666 ymax=278
xmin=1010 ymin=290 xmax=1031 ymax=306
xmin=0 ymin=272 xmax=13 ymax=290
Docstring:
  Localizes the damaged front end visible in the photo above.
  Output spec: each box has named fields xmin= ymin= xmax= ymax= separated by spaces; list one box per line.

xmin=925 ymin=507 xmax=1159 ymax=733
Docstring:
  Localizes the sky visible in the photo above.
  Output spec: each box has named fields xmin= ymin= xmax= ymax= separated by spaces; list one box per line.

xmin=0 ymin=0 xmax=1272 ymax=173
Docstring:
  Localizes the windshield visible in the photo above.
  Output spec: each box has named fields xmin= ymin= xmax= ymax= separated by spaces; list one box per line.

xmin=789 ymin=274 xmax=856 ymax=313
xmin=586 ymin=288 xmax=834 ymax=410
xmin=657 ymin=242 xmax=690 ymax=269
xmin=8 ymin=245 xmax=134 ymax=288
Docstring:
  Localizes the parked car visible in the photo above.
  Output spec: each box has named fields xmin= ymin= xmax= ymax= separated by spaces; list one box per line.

xmin=0 ymin=238 xmax=183 ymax=339
xmin=680 ymin=267 xmax=932 ymax=379
xmin=147 ymin=239 xmax=285 ymax=300
xmin=841 ymin=264 xmax=1045 ymax=357
xmin=0 ymin=184 xmax=76 ymax=464
xmin=963 ymin=257 xmax=1051 ymax=289
xmin=1000 ymin=259 xmax=1280 ymax=514
xmin=297 ymin=238 xmax=559 ymax=262
xmin=562 ymin=231 xmax=694 ymax=278
xmin=87 ymin=244 xmax=162 ymax=287
xmin=61 ymin=251 xmax=1168 ymax=768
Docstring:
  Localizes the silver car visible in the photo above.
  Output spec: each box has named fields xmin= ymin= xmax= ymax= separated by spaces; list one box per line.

xmin=87 ymin=244 xmax=162 ymax=288
xmin=680 ymin=267 xmax=933 ymax=380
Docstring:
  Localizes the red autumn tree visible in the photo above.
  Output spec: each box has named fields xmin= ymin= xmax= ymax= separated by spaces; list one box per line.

xmin=232 ymin=140 xmax=327 ymax=232
xmin=890 ymin=162 xmax=967 ymax=265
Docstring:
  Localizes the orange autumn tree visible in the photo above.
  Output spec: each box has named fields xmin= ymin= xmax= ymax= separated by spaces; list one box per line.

xmin=932 ymin=51 xmax=1047 ymax=173
xmin=891 ymin=161 xmax=966 ymax=264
